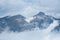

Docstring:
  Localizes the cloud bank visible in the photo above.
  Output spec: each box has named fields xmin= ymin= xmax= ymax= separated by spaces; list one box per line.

xmin=0 ymin=29 xmax=60 ymax=40
xmin=0 ymin=0 xmax=60 ymax=18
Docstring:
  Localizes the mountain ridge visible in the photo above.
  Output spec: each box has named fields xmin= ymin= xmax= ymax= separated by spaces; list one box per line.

xmin=0 ymin=12 xmax=60 ymax=33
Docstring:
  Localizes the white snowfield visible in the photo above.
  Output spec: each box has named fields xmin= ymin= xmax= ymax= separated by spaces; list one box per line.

xmin=25 ymin=17 xmax=36 ymax=22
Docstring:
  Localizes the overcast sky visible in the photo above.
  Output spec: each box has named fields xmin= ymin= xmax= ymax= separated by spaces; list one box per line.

xmin=0 ymin=0 xmax=60 ymax=18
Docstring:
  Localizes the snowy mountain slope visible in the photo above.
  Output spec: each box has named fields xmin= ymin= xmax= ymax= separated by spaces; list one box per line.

xmin=0 ymin=12 xmax=60 ymax=33
xmin=52 ymin=19 xmax=60 ymax=32
xmin=30 ymin=12 xmax=54 ymax=29
xmin=0 ymin=15 xmax=28 ymax=33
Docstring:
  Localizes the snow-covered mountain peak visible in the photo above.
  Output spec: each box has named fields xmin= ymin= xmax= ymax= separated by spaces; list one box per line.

xmin=35 ymin=12 xmax=45 ymax=16
xmin=0 ymin=11 xmax=60 ymax=33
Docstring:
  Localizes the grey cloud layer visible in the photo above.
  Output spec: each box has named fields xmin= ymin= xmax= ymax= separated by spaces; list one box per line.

xmin=0 ymin=0 xmax=60 ymax=18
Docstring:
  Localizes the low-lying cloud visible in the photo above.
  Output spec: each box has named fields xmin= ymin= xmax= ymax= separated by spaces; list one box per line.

xmin=0 ymin=29 xmax=60 ymax=40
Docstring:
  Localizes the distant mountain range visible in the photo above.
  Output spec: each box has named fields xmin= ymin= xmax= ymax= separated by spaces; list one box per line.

xmin=0 ymin=12 xmax=60 ymax=33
